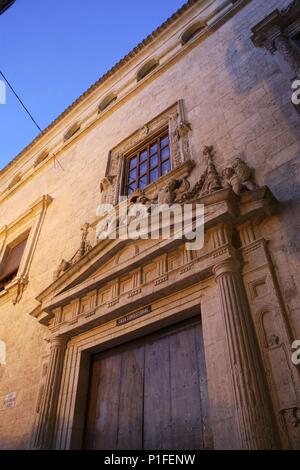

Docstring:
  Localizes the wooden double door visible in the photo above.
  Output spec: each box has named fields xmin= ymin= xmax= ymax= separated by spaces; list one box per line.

xmin=84 ymin=317 xmax=212 ymax=450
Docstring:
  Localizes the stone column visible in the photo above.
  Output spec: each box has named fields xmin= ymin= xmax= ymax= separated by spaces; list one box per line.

xmin=32 ymin=336 xmax=67 ymax=449
xmin=213 ymin=258 xmax=278 ymax=449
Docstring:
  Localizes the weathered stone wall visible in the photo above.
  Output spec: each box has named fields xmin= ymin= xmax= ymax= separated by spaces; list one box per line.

xmin=0 ymin=0 xmax=299 ymax=449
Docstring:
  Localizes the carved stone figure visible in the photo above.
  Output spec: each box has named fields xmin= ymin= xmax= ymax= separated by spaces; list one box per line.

xmin=99 ymin=176 xmax=115 ymax=204
xmin=222 ymin=167 xmax=242 ymax=195
xmin=233 ymin=158 xmax=256 ymax=187
xmin=126 ymin=190 xmax=152 ymax=224
xmin=130 ymin=190 xmax=152 ymax=210
xmin=53 ymin=223 xmax=92 ymax=279
xmin=200 ymin=146 xmax=223 ymax=196
xmin=177 ymin=120 xmax=191 ymax=139
xmin=157 ymin=178 xmax=190 ymax=205
xmin=53 ymin=259 xmax=70 ymax=280
xmin=75 ymin=223 xmax=92 ymax=260
xmin=157 ymin=179 xmax=181 ymax=205
xmin=222 ymin=158 xmax=257 ymax=195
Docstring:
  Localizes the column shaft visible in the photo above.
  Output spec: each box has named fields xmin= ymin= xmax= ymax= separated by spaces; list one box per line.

xmin=214 ymin=259 xmax=278 ymax=449
xmin=32 ymin=336 xmax=67 ymax=449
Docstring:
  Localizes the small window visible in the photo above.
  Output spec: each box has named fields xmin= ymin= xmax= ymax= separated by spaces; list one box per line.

xmin=98 ymin=92 xmax=118 ymax=113
xmin=34 ymin=149 xmax=49 ymax=168
xmin=181 ymin=21 xmax=205 ymax=45
xmin=7 ymin=172 xmax=22 ymax=190
xmin=64 ymin=122 xmax=81 ymax=142
xmin=124 ymin=132 xmax=171 ymax=195
xmin=0 ymin=235 xmax=28 ymax=291
xmin=137 ymin=59 xmax=159 ymax=82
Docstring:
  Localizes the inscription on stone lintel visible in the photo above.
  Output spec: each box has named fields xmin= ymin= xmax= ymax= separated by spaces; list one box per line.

xmin=117 ymin=306 xmax=152 ymax=326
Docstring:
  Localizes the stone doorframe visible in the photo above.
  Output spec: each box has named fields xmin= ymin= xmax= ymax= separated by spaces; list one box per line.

xmin=29 ymin=181 xmax=300 ymax=450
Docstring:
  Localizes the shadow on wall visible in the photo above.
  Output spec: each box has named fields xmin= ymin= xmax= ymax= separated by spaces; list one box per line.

xmin=223 ymin=0 xmax=300 ymax=262
xmin=266 ymin=156 xmax=300 ymax=261
xmin=224 ymin=0 xmax=299 ymax=136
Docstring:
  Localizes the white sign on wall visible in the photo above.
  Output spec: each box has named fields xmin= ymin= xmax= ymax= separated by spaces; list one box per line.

xmin=0 ymin=340 xmax=6 ymax=365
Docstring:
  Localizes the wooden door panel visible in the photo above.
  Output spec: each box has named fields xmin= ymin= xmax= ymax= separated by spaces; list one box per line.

xmin=143 ymin=334 xmax=172 ymax=450
xmin=84 ymin=318 xmax=211 ymax=450
xmin=195 ymin=323 xmax=214 ymax=449
xmin=116 ymin=346 xmax=144 ymax=450
xmin=84 ymin=351 xmax=122 ymax=449
xmin=168 ymin=323 xmax=203 ymax=449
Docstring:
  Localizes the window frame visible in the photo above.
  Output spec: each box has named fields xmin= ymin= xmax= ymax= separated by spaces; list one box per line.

xmin=0 ymin=194 xmax=52 ymax=304
xmin=123 ymin=129 xmax=171 ymax=196
xmin=0 ymin=232 xmax=29 ymax=292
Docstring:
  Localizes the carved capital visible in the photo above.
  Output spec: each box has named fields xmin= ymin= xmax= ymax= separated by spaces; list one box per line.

xmin=212 ymin=258 xmax=240 ymax=278
xmin=49 ymin=335 xmax=68 ymax=349
xmin=251 ymin=3 xmax=300 ymax=79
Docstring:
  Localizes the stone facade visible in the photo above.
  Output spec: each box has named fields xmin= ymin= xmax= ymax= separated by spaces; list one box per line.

xmin=0 ymin=0 xmax=300 ymax=450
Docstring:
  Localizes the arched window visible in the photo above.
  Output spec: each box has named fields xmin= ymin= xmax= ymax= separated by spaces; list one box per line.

xmin=7 ymin=172 xmax=22 ymax=190
xmin=137 ymin=59 xmax=159 ymax=82
xmin=64 ymin=122 xmax=81 ymax=141
xmin=34 ymin=149 xmax=49 ymax=168
xmin=98 ymin=93 xmax=118 ymax=113
xmin=181 ymin=21 xmax=205 ymax=45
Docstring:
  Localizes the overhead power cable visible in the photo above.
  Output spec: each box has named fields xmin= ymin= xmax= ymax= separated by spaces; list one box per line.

xmin=0 ymin=69 xmax=43 ymax=132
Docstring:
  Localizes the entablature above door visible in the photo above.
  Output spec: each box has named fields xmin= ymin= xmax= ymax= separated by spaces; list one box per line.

xmin=29 ymin=147 xmax=278 ymax=335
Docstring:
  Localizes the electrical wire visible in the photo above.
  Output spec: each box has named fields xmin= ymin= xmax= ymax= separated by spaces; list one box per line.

xmin=0 ymin=69 xmax=43 ymax=132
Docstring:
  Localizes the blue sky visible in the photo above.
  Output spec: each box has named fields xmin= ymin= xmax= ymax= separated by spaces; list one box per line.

xmin=0 ymin=0 xmax=186 ymax=170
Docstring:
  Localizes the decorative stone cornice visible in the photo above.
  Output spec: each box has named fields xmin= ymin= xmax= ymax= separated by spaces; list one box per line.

xmin=251 ymin=3 xmax=300 ymax=48
xmin=251 ymin=1 xmax=300 ymax=79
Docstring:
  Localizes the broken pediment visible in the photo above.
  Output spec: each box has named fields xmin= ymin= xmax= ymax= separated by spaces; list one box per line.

xmin=30 ymin=190 xmax=278 ymax=334
xmin=29 ymin=147 xmax=278 ymax=332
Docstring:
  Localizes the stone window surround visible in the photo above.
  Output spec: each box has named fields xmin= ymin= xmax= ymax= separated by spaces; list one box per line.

xmin=100 ymin=99 xmax=192 ymax=206
xmin=0 ymin=194 xmax=52 ymax=305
